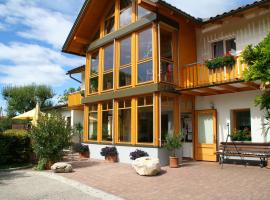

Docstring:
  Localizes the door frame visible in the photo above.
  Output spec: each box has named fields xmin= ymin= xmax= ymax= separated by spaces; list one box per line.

xmin=194 ymin=109 xmax=217 ymax=161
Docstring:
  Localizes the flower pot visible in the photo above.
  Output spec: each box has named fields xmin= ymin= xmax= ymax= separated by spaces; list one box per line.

xmin=79 ymin=152 xmax=89 ymax=159
xmin=45 ymin=161 xmax=53 ymax=170
xmin=267 ymin=159 xmax=270 ymax=169
xmin=105 ymin=155 xmax=118 ymax=163
xmin=169 ymin=156 xmax=179 ymax=168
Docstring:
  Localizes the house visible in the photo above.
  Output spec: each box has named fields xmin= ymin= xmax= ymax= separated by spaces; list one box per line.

xmin=63 ymin=0 xmax=270 ymax=165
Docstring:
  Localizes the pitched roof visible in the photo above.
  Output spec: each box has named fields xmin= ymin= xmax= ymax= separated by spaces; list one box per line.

xmin=66 ymin=65 xmax=85 ymax=75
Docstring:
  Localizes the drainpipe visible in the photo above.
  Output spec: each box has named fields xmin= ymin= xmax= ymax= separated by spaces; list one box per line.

xmin=69 ymin=74 xmax=82 ymax=84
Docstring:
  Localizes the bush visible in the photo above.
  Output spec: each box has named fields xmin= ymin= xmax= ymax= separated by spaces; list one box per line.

xmin=205 ymin=55 xmax=236 ymax=69
xmin=164 ymin=133 xmax=183 ymax=157
xmin=129 ymin=149 xmax=149 ymax=160
xmin=100 ymin=146 xmax=118 ymax=157
xmin=0 ymin=117 xmax=12 ymax=133
xmin=31 ymin=112 xmax=72 ymax=170
xmin=0 ymin=129 xmax=32 ymax=165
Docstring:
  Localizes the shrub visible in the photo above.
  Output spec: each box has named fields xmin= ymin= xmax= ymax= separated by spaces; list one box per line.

xmin=0 ymin=117 xmax=12 ymax=133
xmin=164 ymin=133 xmax=183 ymax=157
xmin=100 ymin=146 xmax=118 ymax=157
xmin=31 ymin=112 xmax=72 ymax=170
xmin=129 ymin=149 xmax=149 ymax=160
xmin=0 ymin=129 xmax=32 ymax=165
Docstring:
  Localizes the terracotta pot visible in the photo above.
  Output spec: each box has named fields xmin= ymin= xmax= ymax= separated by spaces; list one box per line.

xmin=45 ymin=161 xmax=53 ymax=170
xmin=79 ymin=152 xmax=89 ymax=159
xmin=267 ymin=159 xmax=270 ymax=169
xmin=169 ymin=156 xmax=179 ymax=168
xmin=105 ymin=155 xmax=118 ymax=163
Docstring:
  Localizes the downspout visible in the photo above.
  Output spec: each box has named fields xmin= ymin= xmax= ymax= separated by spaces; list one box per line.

xmin=69 ymin=74 xmax=82 ymax=84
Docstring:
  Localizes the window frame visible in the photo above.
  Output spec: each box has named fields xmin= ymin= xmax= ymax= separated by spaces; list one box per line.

xmin=101 ymin=100 xmax=114 ymax=143
xmin=136 ymin=95 xmax=155 ymax=145
xmin=211 ymin=37 xmax=236 ymax=59
xmin=89 ymin=51 xmax=100 ymax=94
xmin=136 ymin=26 xmax=154 ymax=85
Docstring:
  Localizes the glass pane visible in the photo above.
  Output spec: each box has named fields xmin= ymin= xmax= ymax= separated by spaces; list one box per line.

xmin=105 ymin=17 xmax=115 ymax=35
xmin=138 ymin=28 xmax=152 ymax=60
xmin=118 ymin=100 xmax=124 ymax=109
xmin=90 ymin=104 xmax=98 ymax=112
xmin=161 ymin=97 xmax=174 ymax=141
xmin=145 ymin=96 xmax=153 ymax=105
xmin=198 ymin=113 xmax=214 ymax=144
xmin=118 ymin=108 xmax=131 ymax=142
xmin=138 ymin=97 xmax=144 ymax=106
xmin=161 ymin=61 xmax=174 ymax=83
xmin=138 ymin=61 xmax=153 ymax=83
xmin=90 ymin=76 xmax=98 ymax=93
xmin=226 ymin=38 xmax=236 ymax=54
xmin=125 ymin=99 xmax=131 ymax=108
xmin=213 ymin=41 xmax=224 ymax=58
xmin=236 ymin=110 xmax=251 ymax=131
xmin=89 ymin=112 xmax=98 ymax=140
xmin=103 ymin=72 xmax=113 ymax=90
xmin=138 ymin=106 xmax=153 ymax=143
xmin=120 ymin=7 xmax=132 ymax=27
xmin=104 ymin=44 xmax=114 ymax=71
xmin=138 ymin=6 xmax=151 ymax=18
xmin=160 ymin=29 xmax=173 ymax=60
xmin=91 ymin=51 xmax=99 ymax=75
xmin=102 ymin=110 xmax=113 ymax=142
xmin=119 ymin=67 xmax=131 ymax=87
xmin=120 ymin=37 xmax=131 ymax=66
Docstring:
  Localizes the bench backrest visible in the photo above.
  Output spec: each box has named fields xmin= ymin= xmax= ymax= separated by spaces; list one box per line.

xmin=219 ymin=142 xmax=270 ymax=153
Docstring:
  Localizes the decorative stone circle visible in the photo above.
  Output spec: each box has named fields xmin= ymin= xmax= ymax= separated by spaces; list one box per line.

xmin=132 ymin=157 xmax=161 ymax=176
xmin=51 ymin=162 xmax=73 ymax=173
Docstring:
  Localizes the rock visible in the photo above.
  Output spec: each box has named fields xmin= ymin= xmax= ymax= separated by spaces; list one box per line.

xmin=51 ymin=162 xmax=73 ymax=173
xmin=132 ymin=157 xmax=161 ymax=176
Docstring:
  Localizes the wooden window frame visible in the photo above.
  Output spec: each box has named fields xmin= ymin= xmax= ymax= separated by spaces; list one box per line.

xmin=211 ymin=37 xmax=236 ymax=59
xmin=136 ymin=26 xmax=154 ymax=85
xmin=231 ymin=108 xmax=251 ymax=133
xmin=89 ymin=51 xmax=100 ymax=95
xmin=136 ymin=94 xmax=155 ymax=145
xmin=88 ymin=104 xmax=99 ymax=142
xmin=101 ymin=100 xmax=114 ymax=143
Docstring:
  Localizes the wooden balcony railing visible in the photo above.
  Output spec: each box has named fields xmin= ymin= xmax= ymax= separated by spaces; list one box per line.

xmin=181 ymin=57 xmax=248 ymax=88
xmin=68 ymin=92 xmax=82 ymax=108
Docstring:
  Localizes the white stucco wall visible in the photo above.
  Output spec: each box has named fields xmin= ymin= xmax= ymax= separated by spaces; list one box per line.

xmin=85 ymin=143 xmax=183 ymax=166
xmin=195 ymin=90 xmax=270 ymax=143
xmin=196 ymin=9 xmax=270 ymax=62
xmin=71 ymin=110 xmax=84 ymax=128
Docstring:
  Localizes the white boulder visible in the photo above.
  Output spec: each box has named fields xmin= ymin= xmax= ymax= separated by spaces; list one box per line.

xmin=132 ymin=157 xmax=161 ymax=176
xmin=51 ymin=162 xmax=73 ymax=173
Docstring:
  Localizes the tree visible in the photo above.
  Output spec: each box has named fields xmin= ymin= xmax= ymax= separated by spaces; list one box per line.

xmin=2 ymin=84 xmax=54 ymax=117
xmin=57 ymin=87 xmax=80 ymax=105
xmin=242 ymin=31 xmax=270 ymax=134
xmin=31 ymin=112 xmax=72 ymax=170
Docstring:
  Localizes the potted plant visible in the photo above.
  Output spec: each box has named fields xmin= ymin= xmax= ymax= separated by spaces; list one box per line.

xmin=100 ymin=146 xmax=118 ymax=162
xmin=73 ymin=143 xmax=89 ymax=158
xmin=164 ymin=133 xmax=183 ymax=168
xmin=129 ymin=149 xmax=149 ymax=160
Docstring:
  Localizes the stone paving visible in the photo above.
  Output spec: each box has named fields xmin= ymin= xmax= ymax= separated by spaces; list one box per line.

xmin=59 ymin=159 xmax=270 ymax=200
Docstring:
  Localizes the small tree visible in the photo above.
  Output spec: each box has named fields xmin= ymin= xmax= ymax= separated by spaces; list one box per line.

xmin=164 ymin=133 xmax=183 ymax=157
xmin=58 ymin=87 xmax=80 ymax=105
xmin=31 ymin=112 xmax=72 ymax=170
xmin=242 ymin=31 xmax=270 ymax=134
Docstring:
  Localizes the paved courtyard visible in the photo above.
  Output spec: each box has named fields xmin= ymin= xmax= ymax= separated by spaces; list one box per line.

xmin=59 ymin=159 xmax=270 ymax=200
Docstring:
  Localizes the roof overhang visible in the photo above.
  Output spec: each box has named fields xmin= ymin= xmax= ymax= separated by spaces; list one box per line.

xmin=66 ymin=65 xmax=85 ymax=75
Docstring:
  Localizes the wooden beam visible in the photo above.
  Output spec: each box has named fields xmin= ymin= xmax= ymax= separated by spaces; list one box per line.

xmin=232 ymin=13 xmax=244 ymax=18
xmin=181 ymin=91 xmax=205 ymax=96
xmin=218 ymin=85 xmax=240 ymax=92
xmin=258 ymin=5 xmax=270 ymax=9
xmin=73 ymin=36 xmax=90 ymax=44
xmin=241 ymin=82 xmax=260 ymax=89
xmin=199 ymin=88 xmax=221 ymax=95
xmin=211 ymin=20 xmax=223 ymax=25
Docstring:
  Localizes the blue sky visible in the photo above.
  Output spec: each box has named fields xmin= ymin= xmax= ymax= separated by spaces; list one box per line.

xmin=0 ymin=0 xmax=256 ymax=113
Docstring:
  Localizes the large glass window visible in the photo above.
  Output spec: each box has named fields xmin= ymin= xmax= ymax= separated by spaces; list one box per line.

xmin=102 ymin=101 xmax=113 ymax=142
xmin=161 ymin=96 xmax=174 ymax=143
xmin=138 ymin=5 xmax=151 ymax=19
xmin=103 ymin=44 xmax=114 ymax=90
xmin=90 ymin=51 xmax=99 ymax=93
xmin=137 ymin=28 xmax=153 ymax=83
xmin=120 ymin=0 xmax=132 ymax=28
xmin=89 ymin=104 xmax=98 ymax=140
xmin=104 ymin=3 xmax=115 ymax=35
xmin=119 ymin=36 xmax=132 ymax=87
xmin=118 ymin=99 xmax=132 ymax=143
xmin=160 ymin=28 xmax=174 ymax=83
xmin=137 ymin=95 xmax=153 ymax=143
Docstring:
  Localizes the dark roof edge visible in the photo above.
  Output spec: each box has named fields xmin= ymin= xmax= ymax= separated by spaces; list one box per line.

xmin=62 ymin=0 xmax=90 ymax=53
xmin=66 ymin=65 xmax=85 ymax=75
xmin=203 ymin=0 xmax=269 ymax=24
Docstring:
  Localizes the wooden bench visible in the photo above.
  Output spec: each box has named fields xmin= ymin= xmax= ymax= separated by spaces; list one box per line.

xmin=217 ymin=142 xmax=270 ymax=168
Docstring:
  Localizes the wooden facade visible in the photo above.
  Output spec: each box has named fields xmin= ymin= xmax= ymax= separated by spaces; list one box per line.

xmin=64 ymin=0 xmax=270 ymax=161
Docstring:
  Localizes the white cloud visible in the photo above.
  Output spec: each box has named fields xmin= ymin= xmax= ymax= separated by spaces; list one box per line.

xmin=0 ymin=42 xmax=83 ymax=86
xmin=165 ymin=0 xmax=256 ymax=18
xmin=0 ymin=0 xmax=75 ymax=49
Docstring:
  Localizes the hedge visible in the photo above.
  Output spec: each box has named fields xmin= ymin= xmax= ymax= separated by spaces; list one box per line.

xmin=0 ymin=129 xmax=32 ymax=165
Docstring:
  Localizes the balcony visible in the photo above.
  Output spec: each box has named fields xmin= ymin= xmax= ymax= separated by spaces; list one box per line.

xmin=180 ymin=57 xmax=248 ymax=89
xmin=68 ymin=92 xmax=82 ymax=108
